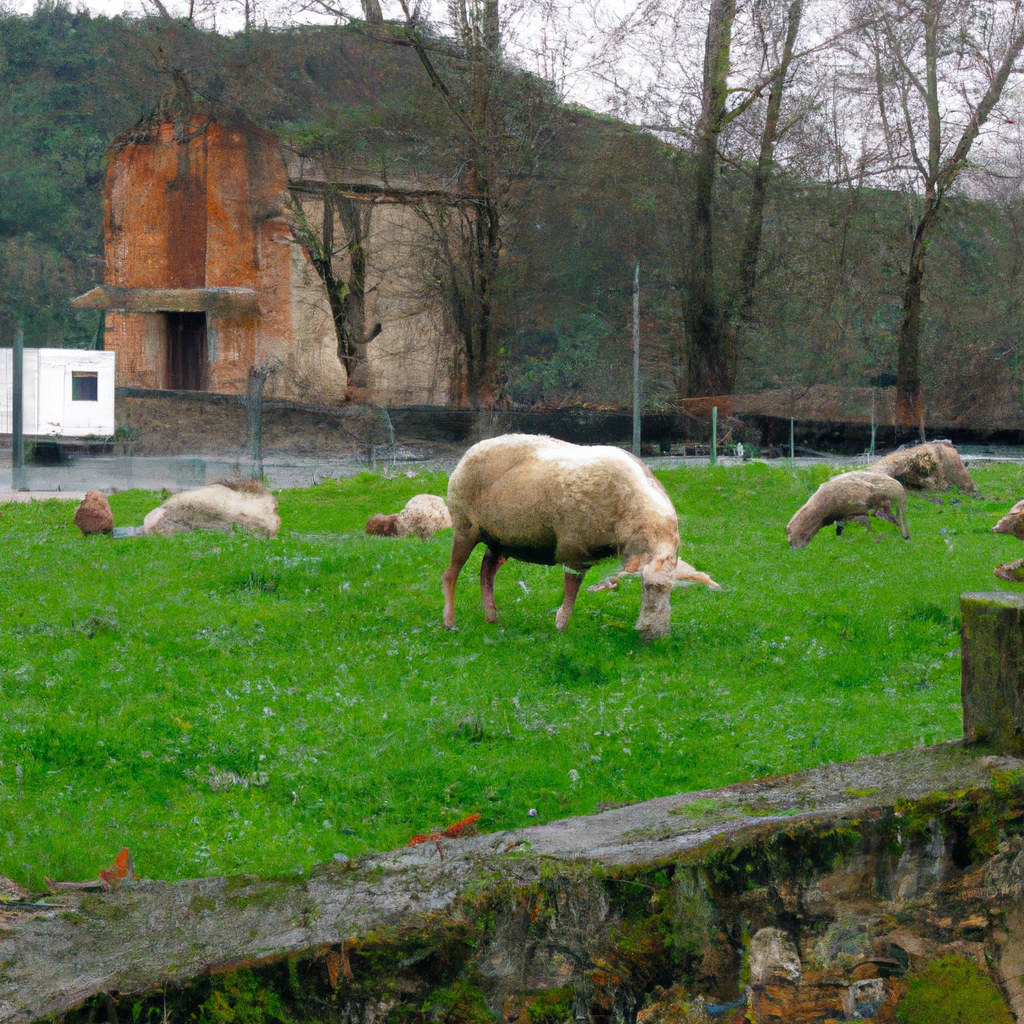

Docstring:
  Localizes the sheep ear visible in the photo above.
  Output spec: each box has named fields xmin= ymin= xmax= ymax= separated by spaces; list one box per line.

xmin=672 ymin=560 xmax=722 ymax=591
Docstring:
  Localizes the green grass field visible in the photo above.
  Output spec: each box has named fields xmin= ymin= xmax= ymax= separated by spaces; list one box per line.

xmin=2 ymin=461 xmax=1023 ymax=890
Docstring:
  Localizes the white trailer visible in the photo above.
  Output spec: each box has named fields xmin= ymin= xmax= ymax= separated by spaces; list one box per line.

xmin=0 ymin=348 xmax=116 ymax=437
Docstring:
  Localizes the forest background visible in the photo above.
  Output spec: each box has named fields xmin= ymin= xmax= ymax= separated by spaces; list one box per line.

xmin=4 ymin=0 xmax=1024 ymax=427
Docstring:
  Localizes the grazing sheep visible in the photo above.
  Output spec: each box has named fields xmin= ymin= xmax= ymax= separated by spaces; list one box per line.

xmin=870 ymin=441 xmax=978 ymax=495
xmin=143 ymin=479 xmax=280 ymax=538
xmin=993 ymin=499 xmax=1024 ymax=541
xmin=365 ymin=494 xmax=452 ymax=541
xmin=443 ymin=434 xmax=719 ymax=637
xmin=992 ymin=499 xmax=1024 ymax=580
xmin=787 ymin=470 xmax=909 ymax=549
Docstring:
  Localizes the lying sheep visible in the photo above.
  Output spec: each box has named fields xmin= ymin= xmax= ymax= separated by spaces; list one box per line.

xmin=870 ymin=441 xmax=977 ymax=495
xmin=443 ymin=434 xmax=719 ymax=637
xmin=787 ymin=470 xmax=909 ymax=549
xmin=365 ymin=494 xmax=452 ymax=541
xmin=143 ymin=479 xmax=280 ymax=538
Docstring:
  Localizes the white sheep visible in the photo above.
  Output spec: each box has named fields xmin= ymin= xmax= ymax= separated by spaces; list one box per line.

xmin=365 ymin=494 xmax=452 ymax=541
xmin=143 ymin=480 xmax=280 ymax=538
xmin=442 ymin=434 xmax=719 ymax=637
xmin=991 ymin=499 xmax=1024 ymax=580
xmin=786 ymin=470 xmax=909 ymax=549
xmin=870 ymin=441 xmax=978 ymax=495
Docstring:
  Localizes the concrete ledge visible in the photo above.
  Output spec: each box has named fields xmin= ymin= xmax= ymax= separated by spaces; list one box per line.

xmin=71 ymin=286 xmax=258 ymax=316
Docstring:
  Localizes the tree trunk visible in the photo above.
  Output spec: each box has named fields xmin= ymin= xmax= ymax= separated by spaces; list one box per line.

xmin=685 ymin=0 xmax=736 ymax=397
xmin=895 ymin=196 xmax=936 ymax=432
xmin=885 ymin=4 xmax=1024 ymax=433
xmin=737 ymin=0 xmax=802 ymax=314
xmin=400 ymin=0 xmax=504 ymax=409
xmin=336 ymin=197 xmax=379 ymax=392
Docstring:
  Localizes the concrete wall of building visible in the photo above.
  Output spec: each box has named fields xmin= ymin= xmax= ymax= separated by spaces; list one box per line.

xmin=288 ymin=188 xmax=459 ymax=407
xmin=0 ymin=349 xmax=116 ymax=436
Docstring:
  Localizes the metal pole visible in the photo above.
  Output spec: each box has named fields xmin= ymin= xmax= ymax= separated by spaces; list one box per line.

xmin=12 ymin=324 xmax=25 ymax=490
xmin=710 ymin=405 xmax=717 ymax=467
xmin=245 ymin=366 xmax=269 ymax=481
xmin=870 ymin=389 xmax=876 ymax=458
xmin=632 ymin=263 xmax=640 ymax=457
xmin=789 ymin=417 xmax=795 ymax=462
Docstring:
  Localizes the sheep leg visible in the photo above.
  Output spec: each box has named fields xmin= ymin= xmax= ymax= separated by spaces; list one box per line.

xmin=442 ymin=536 xmax=477 ymax=629
xmin=555 ymin=569 xmax=587 ymax=631
xmin=896 ymin=492 xmax=910 ymax=540
xmin=480 ymin=547 xmax=506 ymax=623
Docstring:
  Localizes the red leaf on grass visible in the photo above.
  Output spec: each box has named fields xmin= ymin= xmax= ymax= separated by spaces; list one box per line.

xmin=441 ymin=813 xmax=480 ymax=839
xmin=98 ymin=848 xmax=134 ymax=890
xmin=407 ymin=813 xmax=480 ymax=847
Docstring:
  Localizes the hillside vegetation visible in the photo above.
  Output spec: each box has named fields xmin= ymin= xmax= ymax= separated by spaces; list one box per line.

xmin=2 ymin=5 xmax=1023 ymax=419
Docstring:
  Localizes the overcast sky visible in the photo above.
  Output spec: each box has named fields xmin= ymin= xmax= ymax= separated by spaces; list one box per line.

xmin=5 ymin=0 xmax=624 ymax=110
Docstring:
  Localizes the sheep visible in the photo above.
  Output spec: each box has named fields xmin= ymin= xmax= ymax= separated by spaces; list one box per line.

xmin=143 ymin=479 xmax=280 ymax=538
xmin=442 ymin=434 xmax=719 ymax=637
xmin=993 ymin=499 xmax=1024 ymax=541
xmin=365 ymin=494 xmax=452 ymax=541
xmin=991 ymin=499 xmax=1024 ymax=580
xmin=870 ymin=441 xmax=978 ymax=495
xmin=787 ymin=470 xmax=909 ymax=549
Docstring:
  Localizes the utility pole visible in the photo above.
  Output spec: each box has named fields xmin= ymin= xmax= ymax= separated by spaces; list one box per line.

xmin=12 ymin=324 xmax=25 ymax=490
xmin=870 ymin=389 xmax=876 ymax=458
xmin=632 ymin=263 xmax=641 ymax=457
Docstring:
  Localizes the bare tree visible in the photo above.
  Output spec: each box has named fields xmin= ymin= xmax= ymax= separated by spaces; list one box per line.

xmin=854 ymin=0 xmax=1024 ymax=433
xmin=558 ymin=0 xmax=827 ymax=397
xmin=288 ymin=185 xmax=382 ymax=394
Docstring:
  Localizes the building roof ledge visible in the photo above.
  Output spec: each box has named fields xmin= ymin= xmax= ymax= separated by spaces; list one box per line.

xmin=70 ymin=287 xmax=258 ymax=316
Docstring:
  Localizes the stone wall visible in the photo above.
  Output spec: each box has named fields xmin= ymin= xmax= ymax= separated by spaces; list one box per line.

xmin=6 ymin=744 xmax=1024 ymax=1024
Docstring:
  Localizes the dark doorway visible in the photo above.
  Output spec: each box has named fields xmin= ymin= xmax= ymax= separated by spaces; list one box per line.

xmin=165 ymin=312 xmax=208 ymax=391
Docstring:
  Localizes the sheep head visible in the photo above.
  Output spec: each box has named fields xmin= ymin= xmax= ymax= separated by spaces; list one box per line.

xmin=786 ymin=502 xmax=822 ymax=550
xmin=590 ymin=555 xmax=721 ymax=639
xmin=994 ymin=501 xmax=1024 ymax=540
xmin=637 ymin=557 xmax=675 ymax=638
xmin=365 ymin=514 xmax=401 ymax=537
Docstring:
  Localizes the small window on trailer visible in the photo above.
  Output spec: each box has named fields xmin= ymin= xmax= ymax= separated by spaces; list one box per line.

xmin=72 ymin=372 xmax=99 ymax=401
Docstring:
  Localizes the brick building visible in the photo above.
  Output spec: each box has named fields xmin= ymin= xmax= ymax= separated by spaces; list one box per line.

xmin=72 ymin=113 xmax=347 ymax=404
xmin=72 ymin=108 xmax=457 ymax=407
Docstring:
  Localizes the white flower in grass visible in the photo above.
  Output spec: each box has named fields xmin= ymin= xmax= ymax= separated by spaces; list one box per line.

xmin=568 ymin=769 xmax=580 ymax=788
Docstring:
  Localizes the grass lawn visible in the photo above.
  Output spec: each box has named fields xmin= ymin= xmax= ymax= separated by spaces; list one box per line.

xmin=2 ymin=460 xmax=1023 ymax=890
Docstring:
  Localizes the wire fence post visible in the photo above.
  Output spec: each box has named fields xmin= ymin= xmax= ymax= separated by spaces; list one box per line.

xmin=632 ymin=263 xmax=640 ymax=458
xmin=789 ymin=417 xmax=795 ymax=462
xmin=245 ymin=365 xmax=271 ymax=481
xmin=870 ymin=389 xmax=876 ymax=457
xmin=12 ymin=323 xmax=25 ymax=490
xmin=710 ymin=406 xmax=717 ymax=467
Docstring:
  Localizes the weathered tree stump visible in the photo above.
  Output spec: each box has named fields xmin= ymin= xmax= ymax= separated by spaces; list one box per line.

xmin=961 ymin=591 xmax=1024 ymax=753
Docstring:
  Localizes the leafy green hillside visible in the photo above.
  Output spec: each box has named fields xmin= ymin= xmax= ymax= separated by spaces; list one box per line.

xmin=1 ymin=4 xmax=1020 ymax=415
